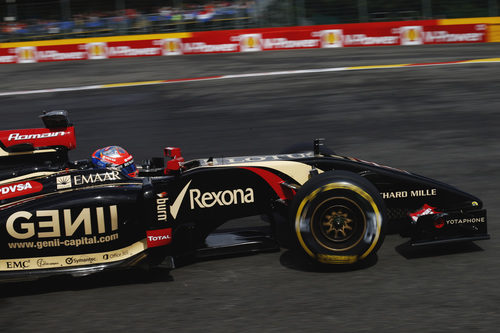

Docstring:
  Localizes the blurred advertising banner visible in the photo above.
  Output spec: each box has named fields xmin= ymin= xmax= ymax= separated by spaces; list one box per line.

xmin=0 ymin=47 xmax=16 ymax=64
xmin=0 ymin=22 xmax=490 ymax=64
xmin=420 ymin=24 xmax=487 ymax=44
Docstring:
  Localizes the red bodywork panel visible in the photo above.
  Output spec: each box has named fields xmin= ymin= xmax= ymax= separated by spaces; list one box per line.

xmin=0 ymin=126 xmax=76 ymax=150
xmin=164 ymin=147 xmax=185 ymax=174
xmin=240 ymin=167 xmax=295 ymax=201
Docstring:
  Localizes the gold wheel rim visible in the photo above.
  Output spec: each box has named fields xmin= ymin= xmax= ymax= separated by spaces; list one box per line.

xmin=311 ymin=197 xmax=367 ymax=252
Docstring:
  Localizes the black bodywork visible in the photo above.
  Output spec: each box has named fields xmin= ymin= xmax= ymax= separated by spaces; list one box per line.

xmin=0 ymin=112 xmax=489 ymax=280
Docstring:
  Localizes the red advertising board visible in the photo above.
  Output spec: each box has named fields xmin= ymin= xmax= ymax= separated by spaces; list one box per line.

xmin=0 ymin=47 xmax=16 ymax=64
xmin=420 ymin=24 xmax=487 ymax=44
xmin=36 ymin=44 xmax=87 ymax=62
xmin=106 ymin=39 xmax=163 ymax=58
xmin=0 ymin=21 xmax=489 ymax=64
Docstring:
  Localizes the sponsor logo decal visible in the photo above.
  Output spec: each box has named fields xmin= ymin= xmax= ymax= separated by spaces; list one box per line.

xmin=65 ymin=256 xmax=96 ymax=265
xmin=0 ymin=55 xmax=16 ymax=63
xmin=5 ymin=205 xmax=118 ymax=240
xmin=6 ymin=260 xmax=30 ymax=269
xmin=36 ymin=258 xmax=59 ymax=268
xmin=57 ymin=171 xmax=121 ymax=189
xmin=215 ymin=152 xmax=314 ymax=164
xmin=317 ymin=253 xmax=357 ymax=264
xmin=102 ymin=250 xmax=129 ymax=261
xmin=424 ymin=31 xmax=484 ymax=43
xmin=343 ymin=34 xmax=398 ymax=46
xmin=262 ymin=38 xmax=319 ymax=50
xmin=16 ymin=46 xmax=37 ymax=63
xmin=170 ymin=181 xmax=192 ymax=219
xmin=1 ymin=239 xmax=147 ymax=271
xmin=86 ymin=42 xmax=108 ymax=60
xmin=56 ymin=175 xmax=72 ymax=189
xmin=162 ymin=38 xmax=183 ymax=55
xmin=108 ymin=46 xmax=160 ymax=57
xmin=381 ymin=189 xmax=437 ymax=200
xmin=183 ymin=42 xmax=238 ymax=53
xmin=446 ymin=217 xmax=485 ymax=225
xmin=0 ymin=181 xmax=43 ymax=200
xmin=163 ymin=180 xmax=256 ymax=218
xmin=409 ymin=204 xmax=442 ymax=223
xmin=239 ymin=34 xmax=262 ymax=52
xmin=434 ymin=219 xmax=445 ymax=229
xmin=146 ymin=228 xmax=172 ymax=248
xmin=319 ymin=30 xmax=343 ymax=48
xmin=400 ymin=26 xmax=423 ymax=45
xmin=73 ymin=171 xmax=121 ymax=186
xmin=156 ymin=192 xmax=168 ymax=221
xmin=189 ymin=187 xmax=254 ymax=209
xmin=8 ymin=131 xmax=67 ymax=141
xmin=37 ymin=50 xmax=86 ymax=61
xmin=8 ymin=234 xmax=119 ymax=250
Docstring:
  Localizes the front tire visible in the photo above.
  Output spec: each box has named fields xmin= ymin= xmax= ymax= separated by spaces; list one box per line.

xmin=290 ymin=171 xmax=386 ymax=264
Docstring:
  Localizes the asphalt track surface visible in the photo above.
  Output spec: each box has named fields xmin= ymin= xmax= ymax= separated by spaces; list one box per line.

xmin=0 ymin=44 xmax=500 ymax=332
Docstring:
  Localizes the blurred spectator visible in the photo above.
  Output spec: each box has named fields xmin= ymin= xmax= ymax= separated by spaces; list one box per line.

xmin=197 ymin=5 xmax=215 ymax=22
xmin=73 ymin=14 xmax=85 ymax=33
xmin=0 ymin=1 xmax=255 ymax=42
xmin=47 ymin=21 xmax=61 ymax=34
xmin=159 ymin=6 xmax=173 ymax=22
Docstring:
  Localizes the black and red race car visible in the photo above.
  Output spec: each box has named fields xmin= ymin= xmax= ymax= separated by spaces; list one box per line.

xmin=0 ymin=111 xmax=489 ymax=280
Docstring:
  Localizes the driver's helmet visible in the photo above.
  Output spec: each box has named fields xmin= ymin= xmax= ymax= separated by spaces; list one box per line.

xmin=91 ymin=146 xmax=138 ymax=177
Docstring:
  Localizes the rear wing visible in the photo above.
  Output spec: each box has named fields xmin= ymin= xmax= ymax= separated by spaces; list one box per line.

xmin=0 ymin=111 xmax=75 ymax=172
xmin=0 ymin=110 xmax=75 ymax=155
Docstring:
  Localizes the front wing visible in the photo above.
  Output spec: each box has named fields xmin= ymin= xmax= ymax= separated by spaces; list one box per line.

xmin=410 ymin=209 xmax=489 ymax=246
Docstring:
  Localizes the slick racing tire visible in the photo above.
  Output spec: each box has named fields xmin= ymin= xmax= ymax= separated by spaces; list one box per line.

xmin=290 ymin=171 xmax=386 ymax=265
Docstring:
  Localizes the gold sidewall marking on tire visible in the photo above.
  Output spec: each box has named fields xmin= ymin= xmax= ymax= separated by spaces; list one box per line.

xmin=310 ymin=197 xmax=367 ymax=252
xmin=295 ymin=182 xmax=382 ymax=261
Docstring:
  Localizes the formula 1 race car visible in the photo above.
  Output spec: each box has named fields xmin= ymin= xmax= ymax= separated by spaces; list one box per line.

xmin=0 ymin=111 xmax=489 ymax=281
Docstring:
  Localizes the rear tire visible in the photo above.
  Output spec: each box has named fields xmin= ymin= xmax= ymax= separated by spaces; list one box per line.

xmin=290 ymin=171 xmax=386 ymax=264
